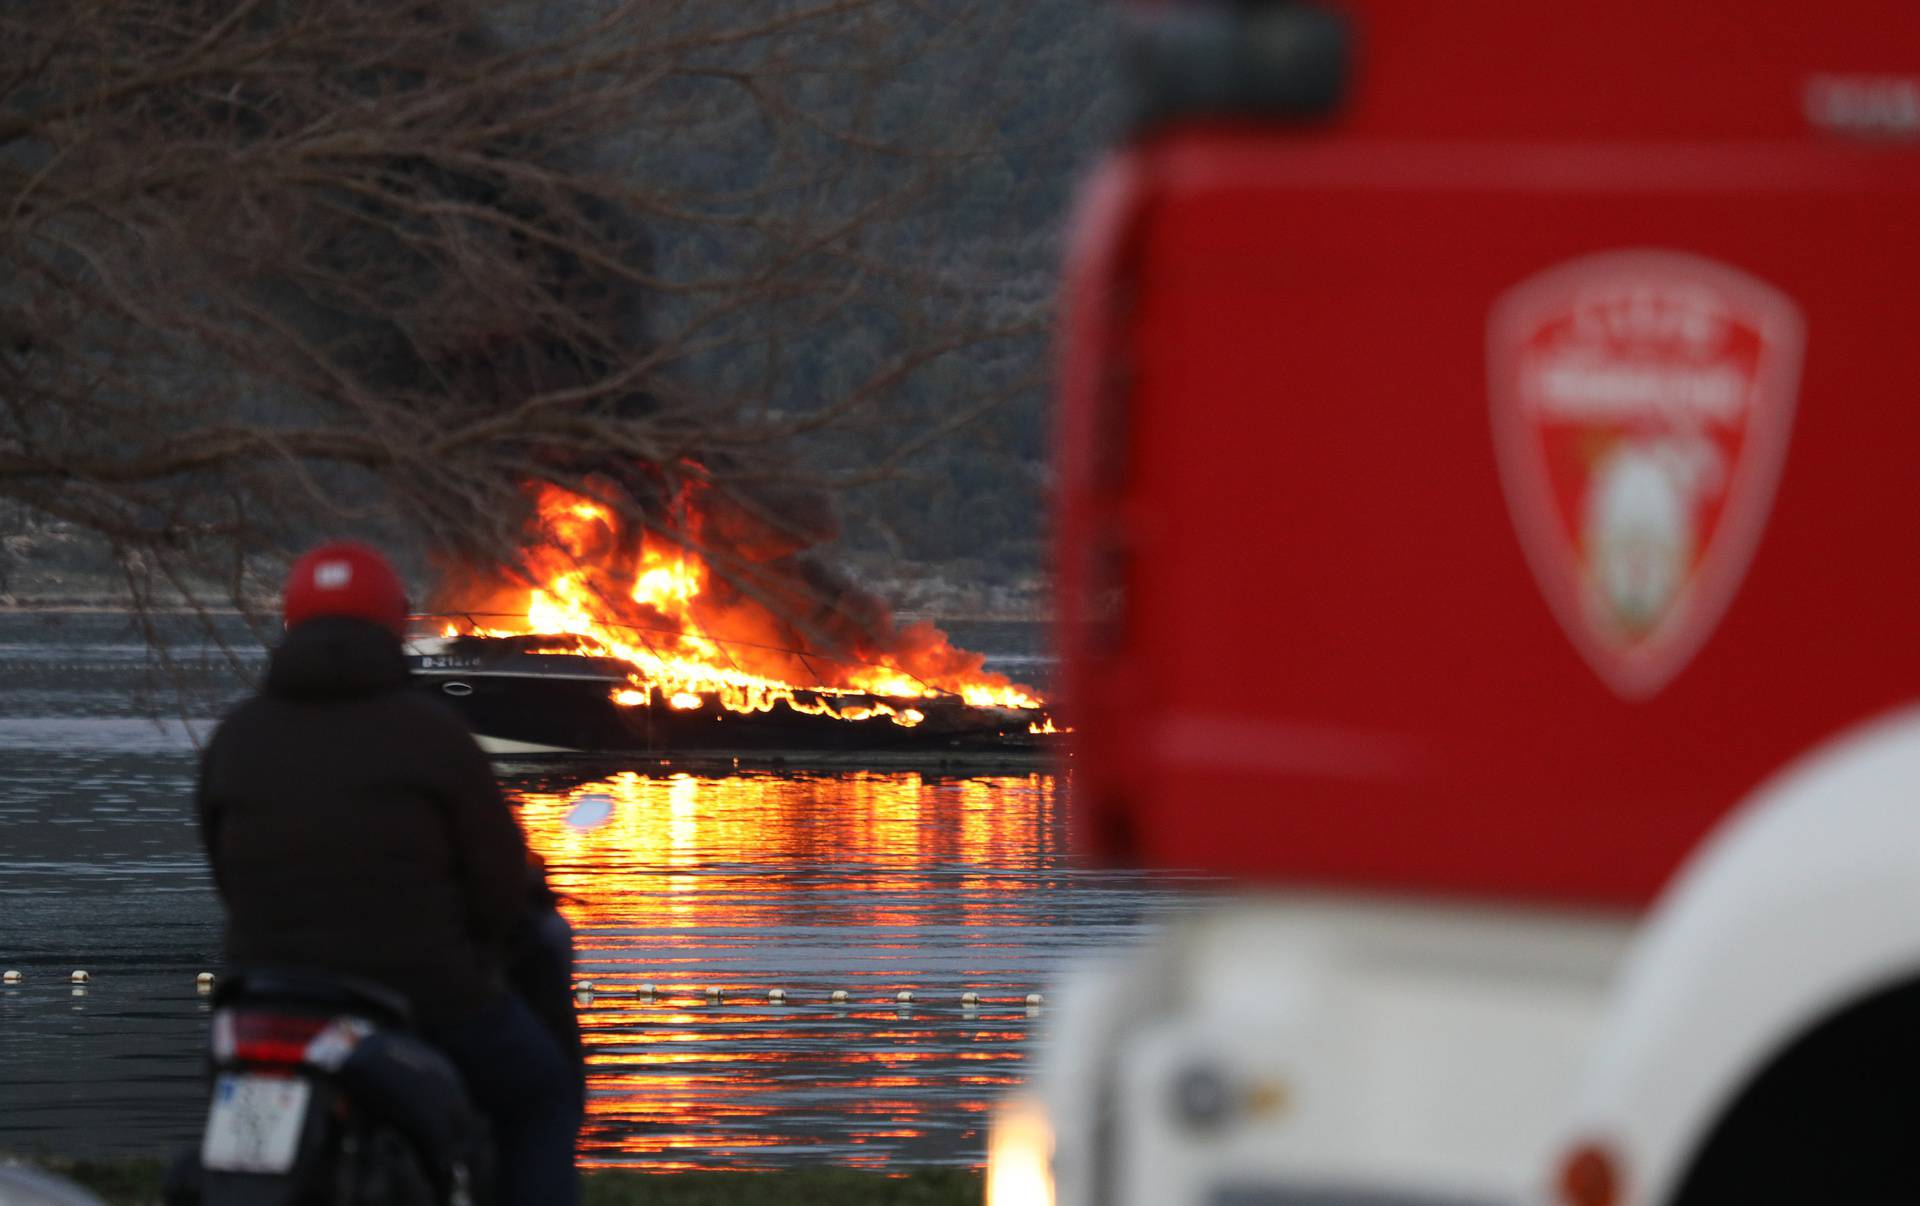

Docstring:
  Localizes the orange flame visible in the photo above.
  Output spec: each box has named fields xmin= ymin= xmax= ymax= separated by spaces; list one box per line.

xmin=440 ymin=484 xmax=1042 ymax=726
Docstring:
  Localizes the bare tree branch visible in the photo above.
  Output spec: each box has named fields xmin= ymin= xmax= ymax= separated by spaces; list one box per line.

xmin=1 ymin=0 xmax=1094 ymax=673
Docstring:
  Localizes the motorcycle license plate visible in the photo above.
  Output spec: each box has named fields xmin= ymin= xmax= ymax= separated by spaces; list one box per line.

xmin=201 ymin=1073 xmax=310 ymax=1173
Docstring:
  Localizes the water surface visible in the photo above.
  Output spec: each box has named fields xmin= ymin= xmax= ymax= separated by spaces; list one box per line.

xmin=0 ymin=612 xmax=1201 ymax=1168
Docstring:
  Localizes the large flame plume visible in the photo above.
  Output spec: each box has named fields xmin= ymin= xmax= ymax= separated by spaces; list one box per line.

xmin=432 ymin=482 xmax=1043 ymax=729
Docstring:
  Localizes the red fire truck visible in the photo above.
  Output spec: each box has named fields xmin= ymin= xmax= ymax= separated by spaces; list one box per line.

xmin=991 ymin=3 xmax=1920 ymax=1204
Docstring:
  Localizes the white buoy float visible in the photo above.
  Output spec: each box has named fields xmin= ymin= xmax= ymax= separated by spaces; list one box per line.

xmin=70 ymin=970 xmax=90 ymax=985
xmin=639 ymin=982 xmax=657 ymax=997
xmin=767 ymin=988 xmax=787 ymax=1003
xmin=896 ymin=989 xmax=915 ymax=1004
xmin=706 ymin=985 xmax=721 ymax=999
xmin=1025 ymin=992 xmax=1044 ymax=1007
xmin=829 ymin=989 xmax=849 ymax=1004
xmin=2 ymin=970 xmax=20 ymax=985
xmin=961 ymin=991 xmax=980 ymax=1007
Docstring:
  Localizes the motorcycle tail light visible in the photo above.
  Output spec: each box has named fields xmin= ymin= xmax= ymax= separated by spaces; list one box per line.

xmin=212 ymin=1009 xmax=375 ymax=1069
xmin=213 ymin=1011 xmax=334 ymax=1067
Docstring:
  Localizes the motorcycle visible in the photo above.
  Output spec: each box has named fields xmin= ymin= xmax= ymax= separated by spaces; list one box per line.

xmin=168 ymin=969 xmax=493 ymax=1206
xmin=172 ymin=796 xmax=605 ymax=1205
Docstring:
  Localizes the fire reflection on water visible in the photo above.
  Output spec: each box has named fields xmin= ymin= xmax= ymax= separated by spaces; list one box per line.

xmin=508 ymin=768 xmax=1076 ymax=1170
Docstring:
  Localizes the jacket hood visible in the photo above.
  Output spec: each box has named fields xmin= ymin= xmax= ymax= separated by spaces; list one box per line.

xmin=266 ymin=616 xmax=410 ymax=700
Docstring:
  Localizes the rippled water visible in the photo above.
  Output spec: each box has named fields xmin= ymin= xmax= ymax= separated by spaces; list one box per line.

xmin=0 ymin=612 xmax=1202 ymax=1168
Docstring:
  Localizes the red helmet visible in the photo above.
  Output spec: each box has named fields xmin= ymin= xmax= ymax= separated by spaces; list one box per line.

xmin=281 ymin=542 xmax=409 ymax=637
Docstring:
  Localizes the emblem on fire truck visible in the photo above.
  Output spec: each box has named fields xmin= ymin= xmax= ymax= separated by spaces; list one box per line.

xmin=1489 ymin=251 xmax=1805 ymax=698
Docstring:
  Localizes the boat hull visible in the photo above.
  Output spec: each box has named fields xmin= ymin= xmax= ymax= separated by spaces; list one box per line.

xmin=404 ymin=640 xmax=1050 ymax=756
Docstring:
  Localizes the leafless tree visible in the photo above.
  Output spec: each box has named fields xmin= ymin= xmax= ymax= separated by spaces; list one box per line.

xmin=0 ymin=0 xmax=1065 ymax=673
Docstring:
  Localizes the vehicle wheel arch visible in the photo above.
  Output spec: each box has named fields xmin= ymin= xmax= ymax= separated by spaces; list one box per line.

xmin=1667 ymin=970 xmax=1920 ymax=1204
xmin=1553 ymin=703 xmax=1920 ymax=1205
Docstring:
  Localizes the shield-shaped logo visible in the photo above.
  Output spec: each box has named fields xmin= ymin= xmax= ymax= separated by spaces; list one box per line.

xmin=1489 ymin=250 xmax=1805 ymax=698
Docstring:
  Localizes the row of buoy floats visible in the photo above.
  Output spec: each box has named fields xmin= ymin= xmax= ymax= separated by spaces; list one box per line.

xmin=3 ymin=969 xmax=1042 ymax=1008
xmin=1 ymin=970 xmax=217 ymax=991
xmin=573 ymin=981 xmax=1043 ymax=1008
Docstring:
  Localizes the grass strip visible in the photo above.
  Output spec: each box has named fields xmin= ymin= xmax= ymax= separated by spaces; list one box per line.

xmin=11 ymin=1154 xmax=983 ymax=1205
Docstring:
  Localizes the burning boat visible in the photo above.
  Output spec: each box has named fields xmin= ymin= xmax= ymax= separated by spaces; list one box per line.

xmin=407 ymin=483 xmax=1059 ymax=757
xmin=405 ymin=629 xmax=1051 ymax=756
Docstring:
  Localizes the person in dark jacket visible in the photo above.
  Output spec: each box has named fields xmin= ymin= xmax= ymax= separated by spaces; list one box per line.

xmin=196 ymin=541 xmax=580 ymax=1206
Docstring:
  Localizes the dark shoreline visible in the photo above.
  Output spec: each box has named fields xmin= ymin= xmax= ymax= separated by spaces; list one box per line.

xmin=0 ymin=602 xmax=1046 ymax=624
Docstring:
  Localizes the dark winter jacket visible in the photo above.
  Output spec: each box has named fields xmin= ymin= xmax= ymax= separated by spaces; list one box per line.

xmin=196 ymin=617 xmax=535 ymax=1029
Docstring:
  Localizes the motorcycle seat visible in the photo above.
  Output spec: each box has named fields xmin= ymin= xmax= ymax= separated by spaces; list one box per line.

xmin=215 ymin=966 xmax=414 ymax=1029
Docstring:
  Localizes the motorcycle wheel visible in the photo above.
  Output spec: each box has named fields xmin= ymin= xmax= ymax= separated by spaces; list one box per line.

xmin=334 ymin=1126 xmax=438 ymax=1206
